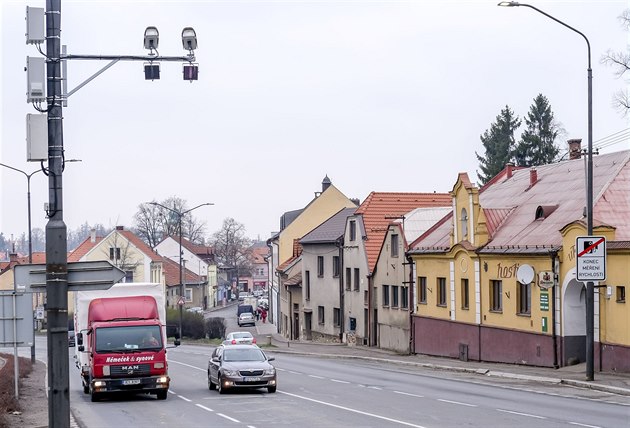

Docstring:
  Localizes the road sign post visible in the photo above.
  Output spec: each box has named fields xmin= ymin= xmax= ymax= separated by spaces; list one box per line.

xmin=576 ymin=236 xmax=607 ymax=282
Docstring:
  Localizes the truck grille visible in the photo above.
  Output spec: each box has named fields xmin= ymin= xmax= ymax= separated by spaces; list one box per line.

xmin=110 ymin=364 xmax=151 ymax=377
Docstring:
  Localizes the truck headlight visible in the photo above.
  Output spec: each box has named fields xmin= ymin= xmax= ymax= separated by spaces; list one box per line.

xmin=102 ymin=366 xmax=110 ymax=376
xmin=94 ymin=381 xmax=106 ymax=387
xmin=156 ymin=376 xmax=169 ymax=384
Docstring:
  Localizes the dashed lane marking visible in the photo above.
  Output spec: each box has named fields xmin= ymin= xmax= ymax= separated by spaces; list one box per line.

xmin=195 ymin=403 xmax=214 ymax=412
xmin=496 ymin=409 xmax=546 ymax=419
xmin=394 ymin=391 xmax=424 ymax=398
xmin=217 ymin=413 xmax=240 ymax=423
xmin=437 ymin=399 xmax=477 ymax=407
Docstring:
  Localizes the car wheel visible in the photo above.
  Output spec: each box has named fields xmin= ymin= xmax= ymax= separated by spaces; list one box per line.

xmin=268 ymin=385 xmax=277 ymax=393
xmin=208 ymin=372 xmax=216 ymax=390
xmin=156 ymin=390 xmax=168 ymax=400
xmin=218 ymin=376 xmax=226 ymax=394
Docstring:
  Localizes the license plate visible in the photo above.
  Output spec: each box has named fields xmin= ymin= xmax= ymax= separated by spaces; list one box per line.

xmin=243 ymin=377 xmax=260 ymax=382
xmin=122 ymin=379 xmax=141 ymax=386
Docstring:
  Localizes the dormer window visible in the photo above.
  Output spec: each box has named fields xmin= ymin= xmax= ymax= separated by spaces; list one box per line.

xmin=535 ymin=205 xmax=559 ymax=220
xmin=460 ymin=208 xmax=468 ymax=240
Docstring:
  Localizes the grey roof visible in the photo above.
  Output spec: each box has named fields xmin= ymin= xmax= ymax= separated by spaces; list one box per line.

xmin=280 ymin=208 xmax=304 ymax=231
xmin=397 ymin=207 xmax=452 ymax=244
xmin=300 ymin=207 xmax=356 ymax=244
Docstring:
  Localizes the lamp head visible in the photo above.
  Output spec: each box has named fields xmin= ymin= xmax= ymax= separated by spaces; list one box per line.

xmin=144 ymin=26 xmax=159 ymax=50
xmin=182 ymin=27 xmax=197 ymax=51
xmin=497 ymin=1 xmax=520 ymax=6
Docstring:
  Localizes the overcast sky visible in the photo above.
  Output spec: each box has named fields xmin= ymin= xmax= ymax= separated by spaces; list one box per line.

xmin=1 ymin=0 xmax=629 ymax=245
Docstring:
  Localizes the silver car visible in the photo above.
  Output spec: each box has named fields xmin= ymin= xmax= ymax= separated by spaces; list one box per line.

xmin=238 ymin=312 xmax=255 ymax=327
xmin=224 ymin=331 xmax=256 ymax=345
xmin=207 ymin=344 xmax=277 ymax=394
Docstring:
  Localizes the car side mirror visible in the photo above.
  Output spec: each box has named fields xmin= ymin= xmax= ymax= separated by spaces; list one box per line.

xmin=76 ymin=332 xmax=83 ymax=346
xmin=212 ymin=356 xmax=220 ymax=362
xmin=267 ymin=357 xmax=275 ymax=362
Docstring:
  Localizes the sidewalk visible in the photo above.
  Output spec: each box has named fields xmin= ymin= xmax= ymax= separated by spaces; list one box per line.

xmin=255 ymin=321 xmax=630 ymax=397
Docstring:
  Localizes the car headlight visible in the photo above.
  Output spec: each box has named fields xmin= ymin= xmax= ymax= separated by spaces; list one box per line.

xmin=264 ymin=368 xmax=275 ymax=376
xmin=222 ymin=369 xmax=238 ymax=376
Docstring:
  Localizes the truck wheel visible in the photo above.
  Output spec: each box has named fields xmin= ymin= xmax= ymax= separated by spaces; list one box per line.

xmin=90 ymin=390 xmax=100 ymax=402
xmin=156 ymin=390 xmax=168 ymax=400
xmin=83 ymin=384 xmax=89 ymax=394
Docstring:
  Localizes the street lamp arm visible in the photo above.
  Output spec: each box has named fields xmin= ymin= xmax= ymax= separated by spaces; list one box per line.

xmin=0 ymin=162 xmax=41 ymax=179
xmin=183 ymin=202 xmax=214 ymax=216
xmin=498 ymin=2 xmax=591 ymax=68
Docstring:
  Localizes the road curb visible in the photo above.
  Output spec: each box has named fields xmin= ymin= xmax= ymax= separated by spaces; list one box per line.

xmin=265 ymin=348 xmax=630 ymax=396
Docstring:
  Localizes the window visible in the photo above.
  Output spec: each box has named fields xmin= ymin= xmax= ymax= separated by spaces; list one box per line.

xmin=333 ymin=256 xmax=340 ymax=277
xmin=491 ymin=280 xmax=502 ymax=312
xmin=392 ymin=285 xmax=399 ymax=307
xmin=305 ymin=270 xmax=311 ymax=301
xmin=518 ymin=281 xmax=531 ymax=315
xmin=354 ymin=268 xmax=360 ymax=291
xmin=617 ymin=286 xmax=626 ymax=303
xmin=461 ymin=279 xmax=469 ymax=310
xmin=109 ymin=247 xmax=121 ymax=261
xmin=124 ymin=270 xmax=134 ymax=283
xmin=185 ymin=288 xmax=193 ymax=302
xmin=317 ymin=256 xmax=324 ymax=277
xmin=419 ymin=277 xmax=427 ymax=304
xmin=345 ymin=267 xmax=351 ymax=291
xmin=461 ymin=208 xmax=468 ymax=239
xmin=391 ymin=234 xmax=399 ymax=257
xmin=333 ymin=308 xmax=341 ymax=327
xmin=349 ymin=220 xmax=356 ymax=241
xmin=382 ymin=285 xmax=390 ymax=306
xmin=318 ymin=306 xmax=325 ymax=324
xmin=401 ymin=286 xmax=409 ymax=309
xmin=437 ymin=277 xmax=447 ymax=307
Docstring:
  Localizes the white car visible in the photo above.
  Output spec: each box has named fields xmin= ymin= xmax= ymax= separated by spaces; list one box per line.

xmin=186 ymin=306 xmax=204 ymax=314
xmin=224 ymin=331 xmax=256 ymax=345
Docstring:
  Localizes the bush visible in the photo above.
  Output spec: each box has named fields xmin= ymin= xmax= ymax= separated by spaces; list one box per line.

xmin=0 ymin=353 xmax=32 ymax=427
xmin=166 ymin=308 xmax=206 ymax=340
xmin=205 ymin=317 xmax=226 ymax=339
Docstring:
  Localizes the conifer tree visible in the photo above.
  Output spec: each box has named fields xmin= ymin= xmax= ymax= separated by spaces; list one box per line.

xmin=514 ymin=94 xmax=559 ymax=167
xmin=475 ymin=106 xmax=521 ymax=185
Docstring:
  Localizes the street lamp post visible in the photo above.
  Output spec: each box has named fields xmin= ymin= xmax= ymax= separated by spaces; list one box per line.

xmin=498 ymin=1 xmax=595 ymax=380
xmin=149 ymin=202 xmax=212 ymax=340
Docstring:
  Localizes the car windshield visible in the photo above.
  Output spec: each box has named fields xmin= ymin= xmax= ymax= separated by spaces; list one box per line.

xmin=233 ymin=333 xmax=252 ymax=339
xmin=223 ymin=348 xmax=265 ymax=362
xmin=95 ymin=325 xmax=163 ymax=352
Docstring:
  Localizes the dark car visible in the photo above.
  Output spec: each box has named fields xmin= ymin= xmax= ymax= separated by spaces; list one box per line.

xmin=207 ymin=344 xmax=277 ymax=394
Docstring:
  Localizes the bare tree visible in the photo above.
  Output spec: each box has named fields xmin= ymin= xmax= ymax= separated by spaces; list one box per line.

xmin=134 ymin=196 xmax=208 ymax=248
xmin=602 ymin=9 xmax=630 ymax=114
xmin=211 ymin=218 xmax=253 ymax=276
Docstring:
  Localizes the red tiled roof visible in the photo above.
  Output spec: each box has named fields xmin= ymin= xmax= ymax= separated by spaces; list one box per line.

xmin=356 ymin=192 xmax=451 ymax=272
xmin=118 ymin=230 xmax=163 ymax=262
xmin=68 ymin=236 xmax=103 ymax=262
xmin=162 ymin=256 xmax=202 ymax=287
xmin=251 ymin=246 xmax=268 ymax=264
xmin=16 ymin=252 xmax=47 ymax=264
xmin=483 ymin=208 xmax=515 ymax=238
xmin=170 ymin=235 xmax=215 ymax=258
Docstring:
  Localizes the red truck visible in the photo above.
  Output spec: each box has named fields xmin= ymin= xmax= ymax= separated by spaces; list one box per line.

xmin=74 ymin=283 xmax=177 ymax=402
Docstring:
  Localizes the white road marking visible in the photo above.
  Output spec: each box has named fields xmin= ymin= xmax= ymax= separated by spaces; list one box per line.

xmin=217 ymin=413 xmax=240 ymax=423
xmin=195 ymin=404 xmax=214 ymax=412
xmin=330 ymin=379 xmax=350 ymax=384
xmin=288 ymin=371 xmax=302 ymax=375
xmin=367 ymin=386 xmax=382 ymax=390
xmin=308 ymin=375 xmax=325 ymax=379
xmin=394 ymin=391 xmax=424 ymax=398
xmin=437 ymin=399 xmax=477 ymax=407
xmin=497 ymin=409 xmax=546 ymax=419
xmin=278 ymin=391 xmax=428 ymax=428
xmin=168 ymin=390 xmax=176 ymax=394
xmin=569 ymin=423 xmax=602 ymax=428
xmin=178 ymin=395 xmax=192 ymax=402
xmin=169 ymin=359 xmax=206 ymax=372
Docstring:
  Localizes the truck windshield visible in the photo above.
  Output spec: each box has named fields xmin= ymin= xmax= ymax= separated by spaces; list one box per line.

xmin=95 ymin=325 xmax=162 ymax=352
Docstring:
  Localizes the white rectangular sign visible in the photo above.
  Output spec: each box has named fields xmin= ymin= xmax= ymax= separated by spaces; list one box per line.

xmin=576 ymin=236 xmax=607 ymax=282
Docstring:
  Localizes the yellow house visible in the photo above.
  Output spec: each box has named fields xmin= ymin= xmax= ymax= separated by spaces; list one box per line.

xmin=409 ymin=149 xmax=630 ymax=372
xmin=273 ymin=176 xmax=357 ymax=339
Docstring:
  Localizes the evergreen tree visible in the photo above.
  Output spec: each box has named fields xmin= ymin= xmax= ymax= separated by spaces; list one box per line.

xmin=514 ymin=94 xmax=560 ymax=167
xmin=475 ymin=105 xmax=521 ymax=185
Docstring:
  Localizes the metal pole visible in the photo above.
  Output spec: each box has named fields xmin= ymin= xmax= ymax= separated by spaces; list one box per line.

xmin=179 ymin=217 xmax=183 ymax=340
xmin=498 ymin=0 xmax=595 ymax=382
xmin=13 ymin=293 xmax=19 ymax=399
xmin=45 ymin=0 xmax=70 ymax=426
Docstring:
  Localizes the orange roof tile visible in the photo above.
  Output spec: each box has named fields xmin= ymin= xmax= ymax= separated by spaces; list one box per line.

xmin=356 ymin=192 xmax=451 ymax=272
xmin=68 ymin=236 xmax=103 ymax=262
xmin=118 ymin=230 xmax=163 ymax=262
xmin=162 ymin=256 xmax=202 ymax=287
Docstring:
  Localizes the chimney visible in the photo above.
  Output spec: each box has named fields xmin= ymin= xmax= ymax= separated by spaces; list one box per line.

xmin=568 ymin=139 xmax=582 ymax=160
xmin=529 ymin=168 xmax=538 ymax=187
xmin=90 ymin=228 xmax=97 ymax=243
xmin=506 ymin=162 xmax=515 ymax=179
xmin=116 ymin=225 xmax=124 ymax=231
xmin=350 ymin=198 xmax=360 ymax=206
xmin=322 ymin=175 xmax=331 ymax=192
xmin=9 ymin=253 xmax=18 ymax=263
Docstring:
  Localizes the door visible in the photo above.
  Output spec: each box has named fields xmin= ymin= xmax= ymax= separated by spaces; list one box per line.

xmin=293 ymin=313 xmax=300 ymax=340
xmin=305 ymin=312 xmax=312 ymax=341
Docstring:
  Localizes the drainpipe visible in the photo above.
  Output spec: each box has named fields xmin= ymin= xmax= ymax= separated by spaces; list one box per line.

xmin=337 ymin=237 xmax=345 ymax=342
xmin=551 ymin=250 xmax=559 ymax=369
xmin=406 ymin=252 xmax=415 ymax=355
